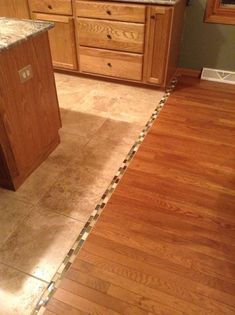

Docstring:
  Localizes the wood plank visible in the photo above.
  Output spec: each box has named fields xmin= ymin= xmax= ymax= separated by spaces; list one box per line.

xmin=77 ymin=18 xmax=145 ymax=53
xmin=29 ymin=0 xmax=72 ymax=15
xmin=79 ymin=47 xmax=143 ymax=81
xmin=75 ymin=1 xmax=146 ymax=23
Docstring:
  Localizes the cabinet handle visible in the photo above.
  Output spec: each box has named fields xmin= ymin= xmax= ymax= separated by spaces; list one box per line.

xmin=48 ymin=4 xmax=52 ymax=9
xmin=107 ymin=34 xmax=112 ymax=40
xmin=107 ymin=62 xmax=112 ymax=68
xmin=106 ymin=9 xmax=112 ymax=15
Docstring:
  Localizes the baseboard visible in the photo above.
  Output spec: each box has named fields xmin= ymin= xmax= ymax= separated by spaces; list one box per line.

xmin=176 ymin=67 xmax=202 ymax=78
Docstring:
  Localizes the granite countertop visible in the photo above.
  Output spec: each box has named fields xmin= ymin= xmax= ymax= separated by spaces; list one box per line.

xmin=0 ymin=18 xmax=54 ymax=53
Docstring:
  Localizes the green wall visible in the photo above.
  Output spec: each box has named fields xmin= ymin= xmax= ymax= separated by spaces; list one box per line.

xmin=179 ymin=0 xmax=235 ymax=71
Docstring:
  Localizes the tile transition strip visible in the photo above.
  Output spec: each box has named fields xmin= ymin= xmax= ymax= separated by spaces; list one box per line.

xmin=32 ymin=77 xmax=178 ymax=315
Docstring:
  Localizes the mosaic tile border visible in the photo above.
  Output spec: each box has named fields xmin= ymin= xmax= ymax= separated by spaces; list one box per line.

xmin=32 ymin=77 xmax=178 ymax=315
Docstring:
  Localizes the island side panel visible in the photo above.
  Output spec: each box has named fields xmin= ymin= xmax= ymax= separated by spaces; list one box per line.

xmin=0 ymin=31 xmax=61 ymax=190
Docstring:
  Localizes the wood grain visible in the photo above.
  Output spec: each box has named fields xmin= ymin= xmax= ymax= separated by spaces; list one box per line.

xmin=0 ymin=0 xmax=30 ymax=18
xmin=32 ymin=13 xmax=77 ymax=70
xmin=77 ymin=18 xmax=145 ymax=53
xmin=204 ymin=0 xmax=235 ymax=25
xmin=29 ymin=0 xmax=72 ymax=15
xmin=45 ymin=76 xmax=235 ymax=314
xmin=165 ymin=0 xmax=187 ymax=85
xmin=0 ymin=32 xmax=61 ymax=190
xmin=75 ymin=0 xmax=146 ymax=23
xmin=143 ymin=5 xmax=172 ymax=85
xmin=79 ymin=47 xmax=143 ymax=81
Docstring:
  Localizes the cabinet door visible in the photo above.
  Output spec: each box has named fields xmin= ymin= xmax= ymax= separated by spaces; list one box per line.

xmin=143 ymin=6 xmax=173 ymax=86
xmin=32 ymin=13 xmax=77 ymax=70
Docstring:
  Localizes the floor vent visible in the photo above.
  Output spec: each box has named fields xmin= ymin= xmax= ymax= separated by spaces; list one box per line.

xmin=201 ymin=67 xmax=235 ymax=85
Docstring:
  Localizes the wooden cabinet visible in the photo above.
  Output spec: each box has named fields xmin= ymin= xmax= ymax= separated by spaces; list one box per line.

xmin=32 ymin=13 xmax=77 ymax=69
xmin=0 ymin=31 xmax=61 ymax=190
xmin=0 ymin=0 xmax=30 ymax=18
xmin=26 ymin=0 xmax=186 ymax=87
xmin=143 ymin=6 xmax=173 ymax=85
xmin=29 ymin=0 xmax=77 ymax=70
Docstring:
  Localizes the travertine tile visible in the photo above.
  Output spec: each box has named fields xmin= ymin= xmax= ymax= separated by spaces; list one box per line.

xmin=39 ymin=164 xmax=111 ymax=222
xmin=81 ymin=135 xmax=132 ymax=172
xmin=46 ymin=131 xmax=89 ymax=171
xmin=94 ymin=118 xmax=143 ymax=145
xmin=57 ymin=90 xmax=91 ymax=111
xmin=0 ymin=207 xmax=84 ymax=282
xmin=0 ymin=263 xmax=47 ymax=315
xmin=0 ymin=195 xmax=33 ymax=247
xmin=61 ymin=111 xmax=106 ymax=138
xmin=110 ymin=95 xmax=160 ymax=123
xmin=75 ymin=89 xmax=118 ymax=118
xmin=3 ymin=162 xmax=60 ymax=205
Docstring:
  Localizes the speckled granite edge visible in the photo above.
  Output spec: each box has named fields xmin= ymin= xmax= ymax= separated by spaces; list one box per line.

xmin=0 ymin=18 xmax=54 ymax=53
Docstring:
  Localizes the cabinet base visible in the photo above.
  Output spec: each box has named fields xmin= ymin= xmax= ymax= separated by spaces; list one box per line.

xmin=0 ymin=135 xmax=60 ymax=191
xmin=54 ymin=67 xmax=168 ymax=90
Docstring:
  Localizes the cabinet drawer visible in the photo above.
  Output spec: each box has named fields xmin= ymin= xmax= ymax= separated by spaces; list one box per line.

xmin=79 ymin=47 xmax=143 ymax=81
xmin=30 ymin=0 xmax=72 ymax=15
xmin=75 ymin=1 xmax=146 ymax=23
xmin=77 ymin=18 xmax=145 ymax=53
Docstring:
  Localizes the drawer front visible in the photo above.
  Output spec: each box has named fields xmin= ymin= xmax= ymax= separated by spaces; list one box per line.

xmin=75 ymin=1 xmax=146 ymax=23
xmin=77 ymin=18 xmax=145 ymax=53
xmin=30 ymin=0 xmax=72 ymax=15
xmin=79 ymin=47 xmax=143 ymax=81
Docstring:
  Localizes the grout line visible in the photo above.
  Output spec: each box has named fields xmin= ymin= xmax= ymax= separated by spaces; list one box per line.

xmin=0 ymin=261 xmax=49 ymax=284
xmin=31 ymin=77 xmax=178 ymax=315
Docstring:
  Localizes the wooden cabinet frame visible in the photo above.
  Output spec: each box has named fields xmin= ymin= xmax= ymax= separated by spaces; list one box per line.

xmin=204 ymin=0 xmax=235 ymax=25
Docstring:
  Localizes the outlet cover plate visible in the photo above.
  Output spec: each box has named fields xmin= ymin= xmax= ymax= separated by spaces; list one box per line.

xmin=18 ymin=65 xmax=33 ymax=83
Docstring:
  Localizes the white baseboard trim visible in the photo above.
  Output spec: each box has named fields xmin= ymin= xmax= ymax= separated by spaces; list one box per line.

xmin=201 ymin=67 xmax=235 ymax=85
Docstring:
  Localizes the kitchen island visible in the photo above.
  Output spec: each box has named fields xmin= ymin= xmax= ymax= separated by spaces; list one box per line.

xmin=0 ymin=18 xmax=61 ymax=190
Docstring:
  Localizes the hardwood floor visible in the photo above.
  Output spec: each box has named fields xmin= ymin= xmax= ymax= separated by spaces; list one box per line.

xmin=45 ymin=76 xmax=235 ymax=315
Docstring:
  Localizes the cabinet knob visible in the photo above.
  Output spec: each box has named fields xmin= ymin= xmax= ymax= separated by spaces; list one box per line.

xmin=106 ymin=9 xmax=112 ymax=15
xmin=151 ymin=15 xmax=155 ymax=19
xmin=107 ymin=34 xmax=112 ymax=40
xmin=48 ymin=4 xmax=52 ymax=9
xmin=107 ymin=62 xmax=112 ymax=68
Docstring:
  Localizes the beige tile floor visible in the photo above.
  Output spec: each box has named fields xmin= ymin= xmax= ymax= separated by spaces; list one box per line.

xmin=0 ymin=73 xmax=164 ymax=315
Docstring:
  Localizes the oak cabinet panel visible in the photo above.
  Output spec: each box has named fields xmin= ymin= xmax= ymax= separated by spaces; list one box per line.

xmin=32 ymin=13 xmax=77 ymax=70
xmin=75 ymin=1 xmax=146 ymax=23
xmin=77 ymin=18 xmax=145 ymax=53
xmin=80 ymin=47 xmax=143 ymax=81
xmin=0 ymin=0 xmax=30 ymax=18
xmin=30 ymin=0 xmax=72 ymax=16
xmin=144 ymin=6 xmax=173 ymax=85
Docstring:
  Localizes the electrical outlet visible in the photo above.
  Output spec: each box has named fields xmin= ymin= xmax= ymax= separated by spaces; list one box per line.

xmin=18 ymin=65 xmax=33 ymax=83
